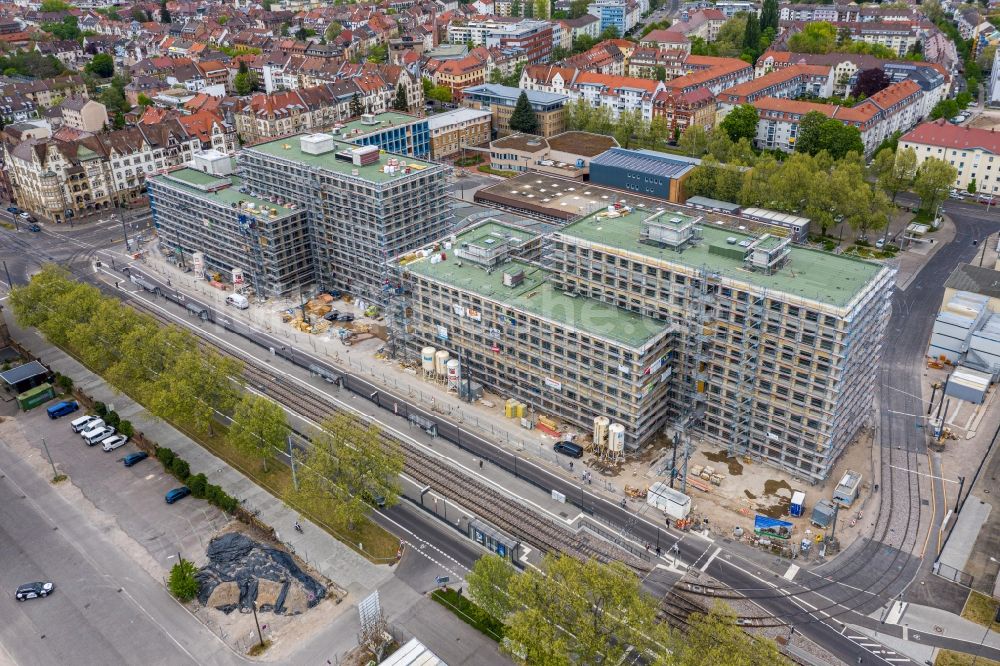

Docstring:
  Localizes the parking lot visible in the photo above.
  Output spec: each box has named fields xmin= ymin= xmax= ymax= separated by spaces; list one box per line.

xmin=17 ymin=401 xmax=230 ymax=570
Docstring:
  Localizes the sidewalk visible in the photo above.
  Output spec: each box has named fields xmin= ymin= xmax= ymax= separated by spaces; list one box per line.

xmin=900 ymin=603 xmax=1000 ymax=649
xmin=5 ymin=309 xmax=392 ymax=597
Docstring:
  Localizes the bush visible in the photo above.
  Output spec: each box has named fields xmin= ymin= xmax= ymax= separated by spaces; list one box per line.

xmin=118 ymin=420 xmax=134 ymax=437
xmin=156 ymin=446 xmax=175 ymax=468
xmin=188 ymin=473 xmax=208 ymax=498
xmin=170 ymin=457 xmax=190 ymax=481
xmin=822 ymin=240 xmax=837 ymax=252
xmin=168 ymin=558 xmax=200 ymax=602
xmin=56 ymin=375 xmax=73 ymax=393
xmin=431 ymin=588 xmax=505 ymax=641
xmin=94 ymin=401 xmax=107 ymax=417
xmin=104 ymin=411 xmax=120 ymax=428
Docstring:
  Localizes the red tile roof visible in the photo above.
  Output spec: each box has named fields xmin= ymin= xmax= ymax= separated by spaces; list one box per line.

xmin=901 ymin=119 xmax=1000 ymax=154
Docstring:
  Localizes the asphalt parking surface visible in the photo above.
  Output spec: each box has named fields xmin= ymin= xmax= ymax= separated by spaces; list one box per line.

xmin=19 ymin=404 xmax=230 ymax=568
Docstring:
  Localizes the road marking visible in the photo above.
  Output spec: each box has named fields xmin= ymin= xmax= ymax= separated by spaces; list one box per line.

xmin=885 ymin=600 xmax=908 ymax=625
xmin=700 ymin=547 xmax=721 ymax=572
xmin=783 ymin=564 xmax=800 ymax=581
xmin=885 ymin=658 xmax=911 ymax=663
xmin=848 ymin=635 xmax=867 ymax=640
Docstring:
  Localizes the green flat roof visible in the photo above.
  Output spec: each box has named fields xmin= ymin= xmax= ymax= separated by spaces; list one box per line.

xmin=152 ymin=169 xmax=297 ymax=219
xmin=558 ymin=208 xmax=884 ymax=308
xmin=461 ymin=220 xmax=538 ymax=246
xmin=337 ymin=112 xmax=423 ymax=139
xmin=403 ymin=224 xmax=670 ymax=348
xmin=248 ymin=134 xmax=439 ymax=184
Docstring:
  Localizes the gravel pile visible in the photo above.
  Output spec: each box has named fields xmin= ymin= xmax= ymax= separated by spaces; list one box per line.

xmin=196 ymin=533 xmax=326 ymax=615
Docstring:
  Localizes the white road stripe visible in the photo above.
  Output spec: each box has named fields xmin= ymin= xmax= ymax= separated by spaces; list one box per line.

xmin=700 ymin=547 xmax=721 ymax=572
xmin=783 ymin=564 xmax=800 ymax=581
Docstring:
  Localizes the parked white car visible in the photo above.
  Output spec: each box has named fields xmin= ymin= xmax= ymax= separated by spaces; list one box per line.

xmin=71 ymin=414 xmax=101 ymax=433
xmin=82 ymin=425 xmax=115 ymax=446
xmin=101 ymin=435 xmax=128 ymax=452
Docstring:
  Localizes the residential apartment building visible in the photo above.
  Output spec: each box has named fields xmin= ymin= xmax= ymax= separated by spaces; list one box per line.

xmin=237 ymin=133 xmax=451 ymax=304
xmin=60 ymin=98 xmax=109 ymax=133
xmin=899 ymin=120 xmax=1000 ymax=196
xmin=780 ymin=20 xmax=923 ymax=57
xmin=446 ymin=18 xmax=554 ymax=63
xmin=638 ymin=29 xmax=692 ymax=52
xmin=428 ymin=53 xmax=488 ymax=96
xmin=148 ymin=153 xmax=313 ymax=297
xmin=991 ymin=46 xmax=1000 ymax=104
xmin=716 ymin=64 xmax=836 ymax=114
xmin=2 ymin=75 xmax=87 ymax=109
xmin=558 ymin=15 xmax=601 ymax=48
xmin=651 ymin=87 xmax=717 ymax=135
xmin=666 ymin=8 xmax=727 ymax=42
xmin=752 ymin=79 xmax=924 ymax=156
xmin=5 ymin=119 xmax=200 ymax=222
xmin=461 ymin=83 xmax=569 ymax=136
xmin=427 ymin=107 xmax=493 ymax=159
xmin=587 ymin=0 xmax=648 ymax=36
xmin=395 ymin=205 xmax=895 ymax=482
xmin=520 ymin=66 xmax=665 ymax=120
xmin=661 ymin=55 xmax=754 ymax=96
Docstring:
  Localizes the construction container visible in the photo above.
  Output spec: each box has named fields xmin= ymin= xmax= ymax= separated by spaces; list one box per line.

xmin=811 ymin=499 xmax=836 ymax=528
xmin=790 ymin=491 xmax=806 ymax=517
xmin=17 ymin=383 xmax=55 ymax=411
xmin=833 ymin=470 xmax=862 ymax=508
xmin=647 ymin=481 xmax=692 ymax=521
xmin=709 ymin=473 xmax=724 ymax=486
xmin=514 ymin=402 xmax=525 ymax=418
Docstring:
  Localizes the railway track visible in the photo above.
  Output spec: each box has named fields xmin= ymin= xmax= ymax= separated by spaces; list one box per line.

xmin=127 ymin=288 xmax=651 ymax=571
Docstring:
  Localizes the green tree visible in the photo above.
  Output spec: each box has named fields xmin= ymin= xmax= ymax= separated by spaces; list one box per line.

xmin=873 ymin=146 xmax=917 ymax=204
xmin=147 ymin=348 xmax=242 ymax=438
xmin=428 ymin=85 xmax=453 ymax=104
xmin=467 ymin=554 xmax=517 ymax=621
xmin=599 ymin=25 xmax=620 ymax=40
xmin=217 ymin=15 xmax=228 ymax=25
xmin=968 ymin=178 xmax=977 ymax=194
xmin=287 ymin=414 xmax=404 ymax=530
xmin=168 ymin=558 xmax=199 ymax=601
xmin=159 ymin=0 xmax=170 ymax=23
xmin=228 ymin=393 xmax=286 ymax=472
xmin=234 ymin=71 xmax=254 ymax=95
xmin=393 ymin=83 xmax=409 ymax=111
xmin=672 ymin=604 xmax=783 ymax=665
xmin=654 ymin=65 xmax=667 ymax=81
xmin=788 ymin=21 xmax=837 ymax=53
xmin=848 ymin=185 xmax=891 ymax=240
xmin=913 ymin=157 xmax=958 ymax=213
xmin=929 ymin=98 xmax=960 ymax=120
xmin=508 ymin=91 xmax=539 ymax=133
xmin=325 ymin=21 xmax=342 ymax=42
xmin=489 ymin=68 xmax=504 ymax=84
xmin=533 ymin=0 xmax=549 ymax=19
xmin=678 ymin=124 xmax=710 ymax=157
xmin=85 ymin=53 xmax=115 ymax=78
xmin=720 ymin=103 xmax=758 ymax=143
xmin=350 ymin=91 xmax=364 ymax=116
xmin=742 ymin=12 xmax=760 ymax=56
xmin=760 ymin=0 xmax=779 ymax=32
xmin=40 ymin=0 xmax=71 ymax=11
xmin=137 ymin=93 xmax=154 ymax=107
xmin=296 ymin=26 xmax=316 ymax=41
xmin=42 ymin=16 xmax=81 ymax=40
xmin=568 ymin=0 xmax=589 ymax=18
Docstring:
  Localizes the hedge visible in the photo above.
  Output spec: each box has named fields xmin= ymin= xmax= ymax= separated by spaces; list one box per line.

xmin=431 ymin=588 xmax=505 ymax=642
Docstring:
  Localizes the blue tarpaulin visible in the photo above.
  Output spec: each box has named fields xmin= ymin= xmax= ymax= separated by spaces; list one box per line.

xmin=754 ymin=515 xmax=793 ymax=540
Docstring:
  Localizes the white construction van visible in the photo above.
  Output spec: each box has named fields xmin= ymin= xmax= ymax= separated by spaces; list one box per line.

xmin=226 ymin=294 xmax=249 ymax=309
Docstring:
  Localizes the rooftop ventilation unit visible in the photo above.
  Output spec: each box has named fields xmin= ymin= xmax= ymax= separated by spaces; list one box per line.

xmin=300 ymin=133 xmax=335 ymax=155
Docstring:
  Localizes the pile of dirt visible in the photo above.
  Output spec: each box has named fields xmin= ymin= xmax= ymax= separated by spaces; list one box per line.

xmin=196 ymin=533 xmax=326 ymax=615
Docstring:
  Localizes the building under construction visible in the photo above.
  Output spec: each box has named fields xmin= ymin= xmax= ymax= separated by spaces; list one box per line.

xmin=394 ymin=206 xmax=895 ymax=482
xmin=237 ymin=133 xmax=451 ymax=305
xmin=148 ymin=151 xmax=313 ymax=298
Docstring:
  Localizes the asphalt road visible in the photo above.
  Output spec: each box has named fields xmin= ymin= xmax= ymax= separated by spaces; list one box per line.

xmin=0 ymin=427 xmax=231 ymax=666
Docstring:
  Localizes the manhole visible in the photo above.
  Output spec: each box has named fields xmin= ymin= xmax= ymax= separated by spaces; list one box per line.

xmin=559 ymin=512 xmax=568 ymax=518
xmin=934 ymin=625 xmax=943 ymax=633
xmin=922 ymin=499 xmax=929 ymax=506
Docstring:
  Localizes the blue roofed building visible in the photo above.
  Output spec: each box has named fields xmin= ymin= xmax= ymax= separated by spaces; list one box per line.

xmin=588 ymin=148 xmax=701 ymax=202
xmin=336 ymin=111 xmax=430 ymax=159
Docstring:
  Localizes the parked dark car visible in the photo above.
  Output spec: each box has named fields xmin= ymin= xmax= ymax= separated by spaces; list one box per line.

xmin=6 ymin=206 xmax=19 ymax=214
xmin=15 ymin=582 xmax=54 ymax=601
xmin=553 ymin=441 xmax=584 ymax=458
xmin=165 ymin=487 xmax=191 ymax=504
xmin=323 ymin=310 xmax=341 ymax=321
xmin=28 ymin=223 xmax=40 ymax=232
xmin=337 ymin=313 xmax=355 ymax=322
xmin=123 ymin=451 xmax=148 ymax=467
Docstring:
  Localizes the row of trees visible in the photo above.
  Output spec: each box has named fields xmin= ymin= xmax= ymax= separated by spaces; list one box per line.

xmin=566 ymin=100 xmax=676 ymax=149
xmin=9 ymin=266 xmax=403 ymax=533
xmin=680 ymin=122 xmax=957 ymax=239
xmin=466 ymin=553 xmax=781 ymax=665
xmin=786 ymin=21 xmax=923 ymax=60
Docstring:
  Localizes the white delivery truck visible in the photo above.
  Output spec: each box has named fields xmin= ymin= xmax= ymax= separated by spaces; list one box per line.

xmin=226 ymin=293 xmax=249 ymax=309
xmin=646 ymin=481 xmax=692 ymax=521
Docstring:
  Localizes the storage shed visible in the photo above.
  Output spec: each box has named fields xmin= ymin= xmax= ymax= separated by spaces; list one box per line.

xmin=811 ymin=499 xmax=837 ymax=528
xmin=0 ymin=360 xmax=52 ymax=394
